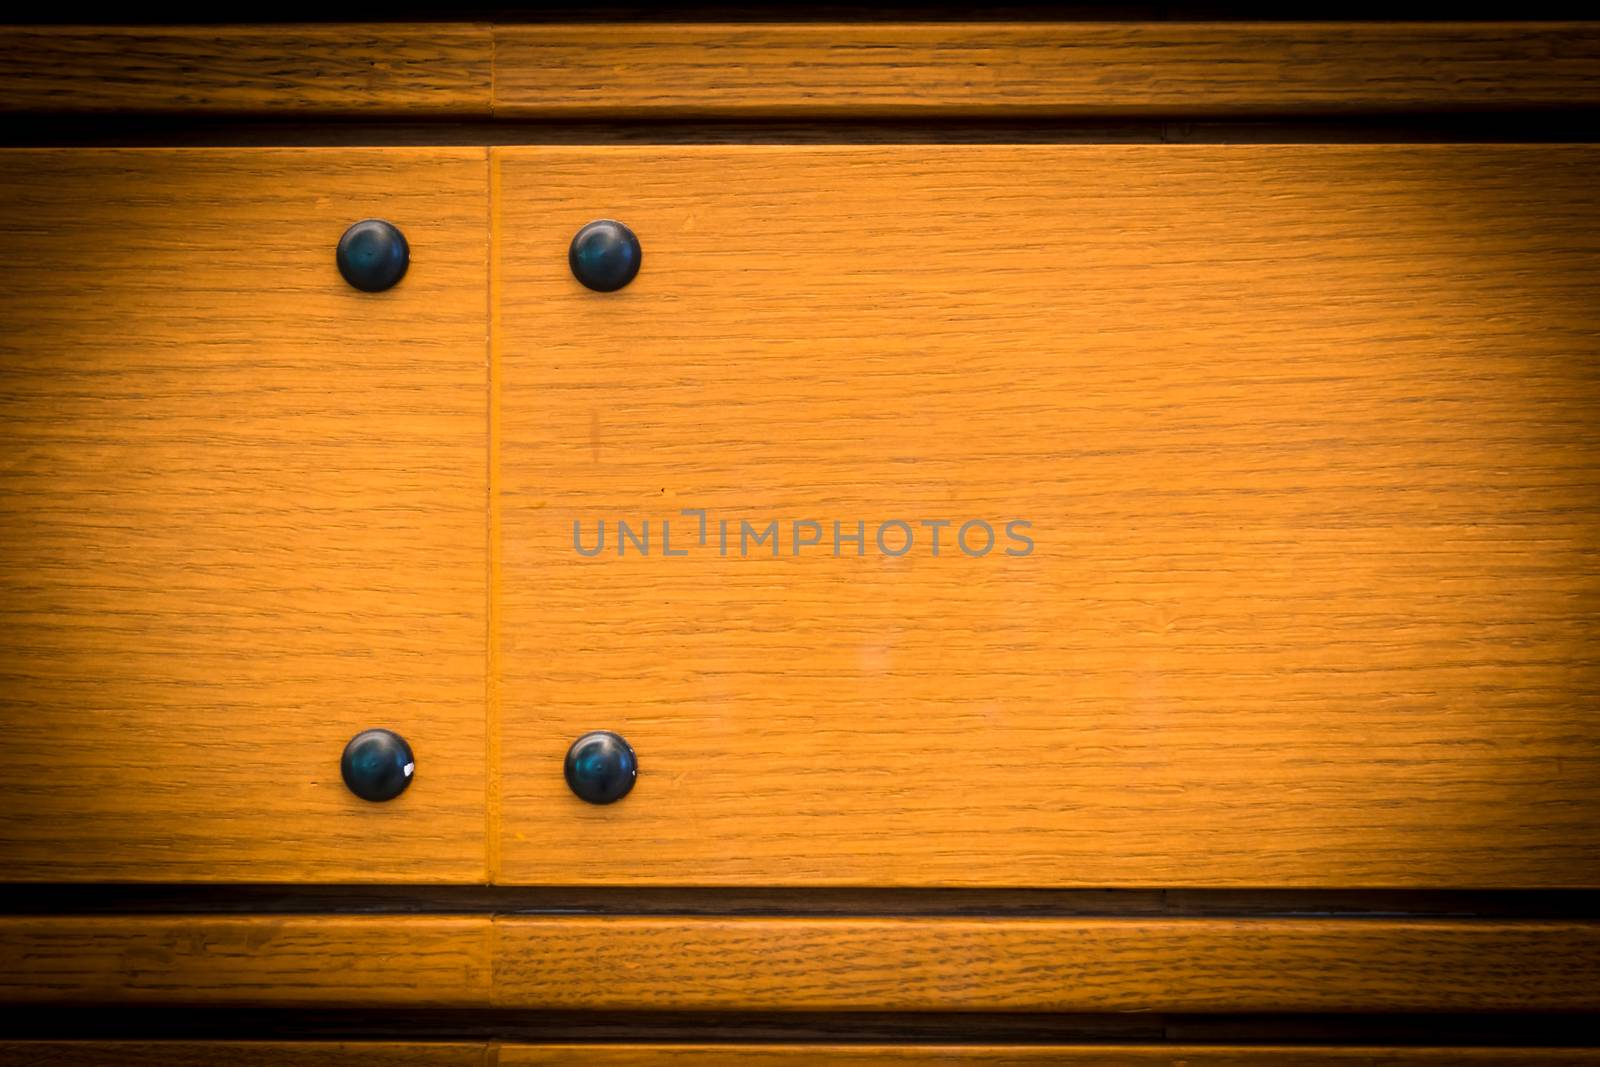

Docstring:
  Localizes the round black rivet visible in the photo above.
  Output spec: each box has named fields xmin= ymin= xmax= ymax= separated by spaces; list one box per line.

xmin=336 ymin=219 xmax=409 ymax=293
xmin=341 ymin=728 xmax=415 ymax=802
xmin=568 ymin=220 xmax=641 ymax=293
xmin=564 ymin=730 xmax=638 ymax=805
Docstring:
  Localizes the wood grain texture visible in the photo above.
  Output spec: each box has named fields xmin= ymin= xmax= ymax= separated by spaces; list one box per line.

xmin=0 ymin=1045 xmax=489 ymax=1066
xmin=0 ymin=917 xmax=492 ymax=1006
xmin=500 ymin=1049 xmax=1600 ymax=1066
xmin=492 ymin=917 xmax=1600 ymax=1012
xmin=494 ymin=145 xmax=1600 ymax=887
xmin=10 ymin=22 xmax=1595 ymax=121
xmin=10 ymin=915 xmax=1591 ymax=1012
xmin=492 ymin=22 xmax=1600 ymax=118
xmin=0 ymin=26 xmax=492 ymax=115
xmin=0 ymin=149 xmax=489 ymax=882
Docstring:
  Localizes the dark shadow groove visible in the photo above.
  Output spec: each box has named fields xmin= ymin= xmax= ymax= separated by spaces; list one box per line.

xmin=4 ymin=113 xmax=1600 ymax=147
xmin=0 ymin=1009 xmax=1596 ymax=1045
xmin=5 ymin=4 xmax=1600 ymax=23
xmin=2 ymin=885 xmax=1598 ymax=917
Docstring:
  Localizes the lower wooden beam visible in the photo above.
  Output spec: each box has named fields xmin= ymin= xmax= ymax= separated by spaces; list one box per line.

xmin=1 ymin=916 xmax=1596 ymax=1012
xmin=0 ymin=917 xmax=492 ymax=1007
xmin=493 ymin=917 xmax=1600 ymax=1013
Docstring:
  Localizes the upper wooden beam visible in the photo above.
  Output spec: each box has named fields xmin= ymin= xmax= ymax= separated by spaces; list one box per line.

xmin=1 ymin=22 xmax=1597 ymax=118
xmin=0 ymin=25 xmax=493 ymax=115
xmin=491 ymin=22 xmax=1600 ymax=118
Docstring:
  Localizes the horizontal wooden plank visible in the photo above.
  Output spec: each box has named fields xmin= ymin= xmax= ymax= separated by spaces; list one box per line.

xmin=501 ymin=1049 xmax=1600 ymax=1066
xmin=0 ymin=149 xmax=489 ymax=882
xmin=492 ymin=917 xmax=1600 ymax=1012
xmin=0 ymin=1045 xmax=487 ymax=1066
xmin=5 ymin=23 xmax=1593 ymax=119
xmin=492 ymin=22 xmax=1600 ymax=117
xmin=11 ymin=916 xmax=1595 ymax=1012
xmin=0 ymin=25 xmax=493 ymax=114
xmin=493 ymin=144 xmax=1600 ymax=888
xmin=0 ymin=918 xmax=493 ymax=1006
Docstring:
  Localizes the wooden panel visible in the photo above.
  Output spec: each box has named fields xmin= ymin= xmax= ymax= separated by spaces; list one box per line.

xmin=8 ymin=24 xmax=1598 ymax=122
xmin=0 ymin=149 xmax=489 ymax=881
xmin=23 ymin=915 xmax=1589 ymax=1012
xmin=492 ymin=917 xmax=1600 ymax=1012
xmin=500 ymin=1049 xmax=1600 ymax=1066
xmin=493 ymin=145 xmax=1600 ymax=887
xmin=18 ymin=915 xmax=1589 ymax=1012
xmin=0 ymin=917 xmax=492 ymax=1006
xmin=0 ymin=1045 xmax=488 ymax=1066
xmin=492 ymin=22 xmax=1600 ymax=118
xmin=0 ymin=26 xmax=492 ymax=115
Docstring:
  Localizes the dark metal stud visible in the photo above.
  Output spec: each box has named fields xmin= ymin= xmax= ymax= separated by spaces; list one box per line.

xmin=336 ymin=219 xmax=409 ymax=293
xmin=340 ymin=728 xmax=415 ymax=802
xmin=563 ymin=730 xmax=638 ymax=805
xmin=568 ymin=219 xmax=641 ymax=293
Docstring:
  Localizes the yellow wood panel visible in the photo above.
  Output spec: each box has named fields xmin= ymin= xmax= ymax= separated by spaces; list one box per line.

xmin=0 ymin=26 xmax=493 ymax=115
xmin=492 ymin=917 xmax=1600 ymax=1013
xmin=500 ymin=1049 xmax=1600 ymax=1067
xmin=493 ymin=145 xmax=1600 ymax=887
xmin=0 ymin=917 xmax=493 ymax=1006
xmin=492 ymin=22 xmax=1600 ymax=117
xmin=0 ymin=149 xmax=489 ymax=881
xmin=0 ymin=1045 xmax=488 ymax=1066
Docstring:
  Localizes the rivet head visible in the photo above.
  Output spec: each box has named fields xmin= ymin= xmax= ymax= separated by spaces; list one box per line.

xmin=341 ymin=728 xmax=415 ymax=802
xmin=336 ymin=219 xmax=409 ymax=293
xmin=564 ymin=730 xmax=638 ymax=805
xmin=568 ymin=219 xmax=641 ymax=293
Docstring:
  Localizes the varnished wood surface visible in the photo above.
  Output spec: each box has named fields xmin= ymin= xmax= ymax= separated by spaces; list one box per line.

xmin=3 ymin=23 xmax=1597 ymax=120
xmin=493 ymin=144 xmax=1600 ymax=887
xmin=0 ymin=1045 xmax=489 ymax=1066
xmin=491 ymin=917 xmax=1600 ymax=1012
xmin=7 ymin=915 xmax=1594 ymax=1011
xmin=499 ymin=1049 xmax=1600 ymax=1066
xmin=0 ymin=26 xmax=493 ymax=115
xmin=0 ymin=149 xmax=489 ymax=882
xmin=0 ymin=917 xmax=493 ymax=1006
xmin=1 ymin=149 xmax=1597 ymax=898
xmin=491 ymin=22 xmax=1600 ymax=117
